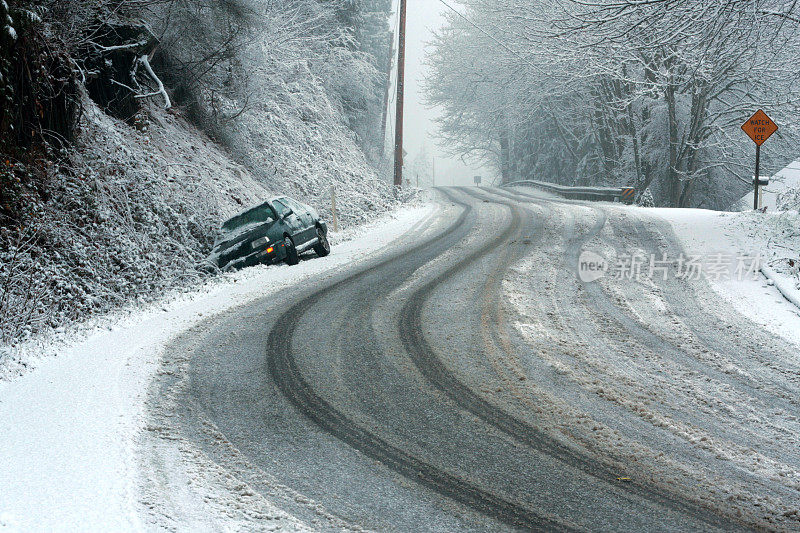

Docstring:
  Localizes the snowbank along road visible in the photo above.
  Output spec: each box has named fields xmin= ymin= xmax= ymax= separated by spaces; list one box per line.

xmin=143 ymin=187 xmax=800 ymax=531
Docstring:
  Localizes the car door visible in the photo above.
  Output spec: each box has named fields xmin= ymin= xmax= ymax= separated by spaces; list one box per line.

xmin=284 ymin=197 xmax=316 ymax=243
xmin=272 ymin=199 xmax=306 ymax=244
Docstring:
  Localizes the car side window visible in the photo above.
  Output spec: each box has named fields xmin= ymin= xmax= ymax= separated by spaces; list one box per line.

xmin=272 ymin=200 xmax=291 ymax=218
xmin=285 ymin=198 xmax=307 ymax=215
xmin=261 ymin=204 xmax=277 ymax=222
xmin=283 ymin=198 xmax=297 ymax=211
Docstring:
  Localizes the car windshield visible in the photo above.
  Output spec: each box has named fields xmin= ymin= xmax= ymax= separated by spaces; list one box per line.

xmin=215 ymin=203 xmax=275 ymax=246
xmin=222 ymin=203 xmax=274 ymax=231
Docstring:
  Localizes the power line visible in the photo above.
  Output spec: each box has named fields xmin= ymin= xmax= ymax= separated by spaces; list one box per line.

xmin=435 ymin=0 xmax=543 ymax=73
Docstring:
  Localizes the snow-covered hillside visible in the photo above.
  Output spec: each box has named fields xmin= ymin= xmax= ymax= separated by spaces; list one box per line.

xmin=0 ymin=92 xmax=408 ymax=375
xmin=0 ymin=0 xmax=404 ymax=362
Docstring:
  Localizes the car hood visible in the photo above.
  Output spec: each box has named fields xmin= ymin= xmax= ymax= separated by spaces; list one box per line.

xmin=206 ymin=219 xmax=277 ymax=267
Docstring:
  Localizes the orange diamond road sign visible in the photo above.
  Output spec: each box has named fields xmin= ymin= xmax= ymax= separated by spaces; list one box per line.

xmin=741 ymin=109 xmax=778 ymax=146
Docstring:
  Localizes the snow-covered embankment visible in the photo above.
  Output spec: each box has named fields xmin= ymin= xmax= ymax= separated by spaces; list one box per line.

xmin=0 ymin=202 xmax=436 ymax=532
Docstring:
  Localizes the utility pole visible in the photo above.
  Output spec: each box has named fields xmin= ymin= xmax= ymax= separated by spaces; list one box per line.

xmin=393 ymin=0 xmax=407 ymax=187
xmin=432 ymin=157 xmax=435 ymax=187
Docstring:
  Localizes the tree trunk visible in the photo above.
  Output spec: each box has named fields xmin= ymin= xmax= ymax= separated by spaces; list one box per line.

xmin=666 ymin=82 xmax=680 ymax=207
xmin=678 ymin=88 xmax=708 ymax=207
xmin=594 ymin=104 xmax=615 ymax=184
xmin=499 ymin=129 xmax=510 ymax=184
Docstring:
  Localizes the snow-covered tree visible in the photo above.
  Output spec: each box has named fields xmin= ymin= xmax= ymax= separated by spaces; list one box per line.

xmin=425 ymin=0 xmax=800 ymax=208
xmin=410 ymin=142 xmax=433 ymax=188
xmin=0 ymin=0 xmax=401 ymax=344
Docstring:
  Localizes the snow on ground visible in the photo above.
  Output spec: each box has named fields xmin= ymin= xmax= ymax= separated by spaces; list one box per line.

xmin=735 ymin=159 xmax=800 ymax=211
xmin=646 ymin=206 xmax=800 ymax=345
xmin=0 ymin=201 xmax=436 ymax=532
xmin=498 ymin=196 xmax=800 ymax=528
xmin=0 ymin=97 xmax=268 ymax=351
xmin=0 ymin=91 xmax=408 ymax=352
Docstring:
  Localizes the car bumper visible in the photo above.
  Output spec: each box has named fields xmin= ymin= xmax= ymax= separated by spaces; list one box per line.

xmin=220 ymin=243 xmax=287 ymax=270
xmin=253 ymin=244 xmax=284 ymax=264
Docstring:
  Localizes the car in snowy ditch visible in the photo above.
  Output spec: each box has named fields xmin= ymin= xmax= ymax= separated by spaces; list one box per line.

xmin=206 ymin=196 xmax=330 ymax=271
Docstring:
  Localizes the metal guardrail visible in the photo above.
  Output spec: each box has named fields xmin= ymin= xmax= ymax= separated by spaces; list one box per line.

xmin=503 ymin=180 xmax=635 ymax=204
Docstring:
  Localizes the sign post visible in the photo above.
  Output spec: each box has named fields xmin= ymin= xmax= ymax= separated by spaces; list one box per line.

xmin=741 ymin=110 xmax=778 ymax=210
xmin=473 ymin=175 xmax=482 ymax=186
xmin=330 ymin=186 xmax=339 ymax=233
xmin=754 ymin=143 xmax=760 ymax=210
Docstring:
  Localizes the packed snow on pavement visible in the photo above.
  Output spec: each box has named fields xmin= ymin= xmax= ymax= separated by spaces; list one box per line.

xmin=651 ymin=206 xmax=800 ymax=346
xmin=0 ymin=202 xmax=435 ymax=532
xmin=3 ymin=192 xmax=800 ymax=531
xmin=502 ymin=198 xmax=800 ymax=529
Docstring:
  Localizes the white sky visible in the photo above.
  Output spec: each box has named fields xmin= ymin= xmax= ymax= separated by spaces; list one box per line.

xmin=388 ymin=0 xmax=492 ymax=186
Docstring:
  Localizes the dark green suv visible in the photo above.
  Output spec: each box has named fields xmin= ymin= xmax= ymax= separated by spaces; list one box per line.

xmin=207 ymin=196 xmax=330 ymax=271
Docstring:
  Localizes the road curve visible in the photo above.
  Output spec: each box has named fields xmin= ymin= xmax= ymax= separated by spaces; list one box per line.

xmin=266 ymin=190 xmax=567 ymax=531
xmin=145 ymin=187 xmax=800 ymax=531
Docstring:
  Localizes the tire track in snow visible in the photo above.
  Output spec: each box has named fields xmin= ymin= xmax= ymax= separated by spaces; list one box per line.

xmin=491 ymin=186 xmax=800 ymax=529
xmin=267 ymin=188 xmax=571 ymax=532
xmin=398 ymin=187 xmax=737 ymax=530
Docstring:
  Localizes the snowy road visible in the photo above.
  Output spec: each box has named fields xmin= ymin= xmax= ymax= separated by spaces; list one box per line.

xmin=143 ymin=187 xmax=800 ymax=531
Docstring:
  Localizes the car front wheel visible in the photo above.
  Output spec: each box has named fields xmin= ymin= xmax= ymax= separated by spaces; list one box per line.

xmin=313 ymin=227 xmax=331 ymax=257
xmin=283 ymin=236 xmax=299 ymax=265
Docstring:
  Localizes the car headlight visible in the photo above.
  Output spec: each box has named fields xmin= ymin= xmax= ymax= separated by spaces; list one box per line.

xmin=252 ymin=237 xmax=269 ymax=250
